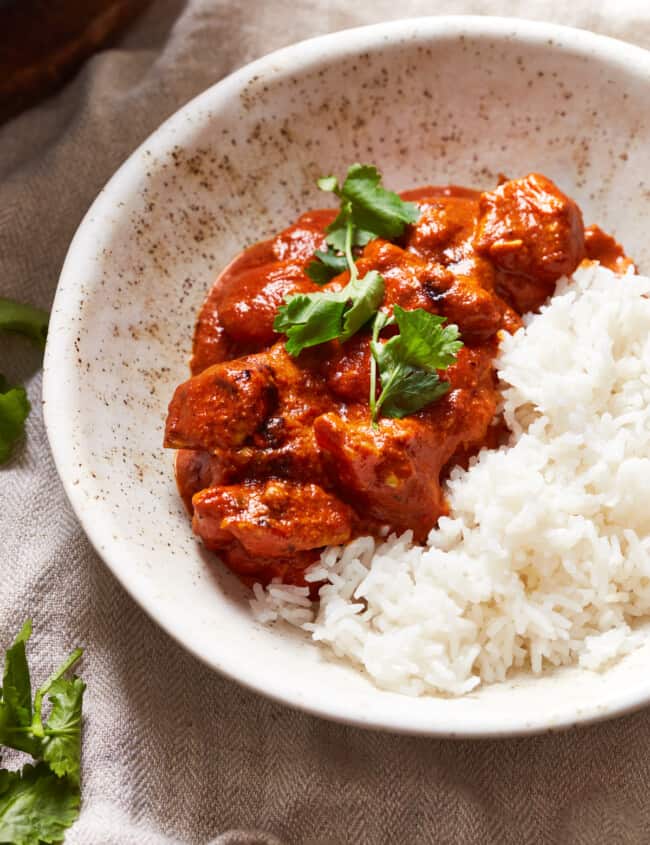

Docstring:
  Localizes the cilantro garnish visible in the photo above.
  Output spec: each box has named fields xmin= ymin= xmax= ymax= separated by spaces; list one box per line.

xmin=305 ymin=165 xmax=419 ymax=284
xmin=0 ymin=298 xmax=49 ymax=465
xmin=370 ymin=306 xmax=463 ymax=422
xmin=0 ymin=621 xmax=85 ymax=844
xmin=275 ymin=164 xmax=418 ymax=352
xmin=274 ymin=164 xmax=462 ymax=421
xmin=322 ymin=164 xmax=419 ymax=243
xmin=274 ymin=270 xmax=384 ymax=357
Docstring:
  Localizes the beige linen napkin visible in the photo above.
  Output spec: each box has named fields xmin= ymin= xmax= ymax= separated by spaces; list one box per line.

xmin=2 ymin=2 xmax=650 ymax=843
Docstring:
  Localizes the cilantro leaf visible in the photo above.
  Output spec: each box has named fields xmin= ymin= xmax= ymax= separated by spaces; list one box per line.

xmin=0 ymin=620 xmax=85 ymax=774
xmin=388 ymin=306 xmax=462 ymax=371
xmin=339 ymin=164 xmax=420 ymax=240
xmin=305 ymin=248 xmax=348 ymax=285
xmin=0 ymin=377 xmax=30 ymax=465
xmin=274 ymin=293 xmax=347 ymax=355
xmin=340 ymin=271 xmax=384 ymax=340
xmin=0 ymin=622 xmax=40 ymax=757
xmin=372 ymin=358 xmax=450 ymax=419
xmin=371 ymin=306 xmax=463 ymax=420
xmin=0 ymin=763 xmax=80 ymax=845
xmin=274 ymin=271 xmax=384 ymax=357
xmin=317 ymin=164 xmax=419 ymax=256
xmin=2 ymin=621 xmax=32 ymax=726
xmin=324 ymin=219 xmax=375 ymax=252
xmin=0 ymin=299 xmax=48 ymax=464
xmin=40 ymin=677 xmax=85 ymax=784
xmin=0 ymin=623 xmax=84 ymax=843
xmin=317 ymin=175 xmax=338 ymax=192
xmin=0 ymin=299 xmax=48 ymax=349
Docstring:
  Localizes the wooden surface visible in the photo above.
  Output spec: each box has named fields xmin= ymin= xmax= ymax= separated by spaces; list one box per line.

xmin=0 ymin=0 xmax=150 ymax=124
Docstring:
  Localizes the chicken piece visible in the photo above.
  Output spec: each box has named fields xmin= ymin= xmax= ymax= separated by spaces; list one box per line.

xmin=405 ymin=195 xmax=479 ymax=263
xmin=216 ymin=342 xmax=338 ymax=483
xmin=175 ymin=342 xmax=340 ymax=485
xmin=191 ymin=211 xmax=334 ymax=371
xmin=165 ymin=356 xmax=276 ymax=452
xmin=319 ymin=333 xmax=372 ymax=403
xmin=191 ymin=240 xmax=278 ymax=373
xmin=192 ymin=479 xmax=352 ymax=558
xmin=314 ymin=412 xmax=447 ymax=537
xmin=217 ymin=261 xmax=316 ymax=346
xmin=191 ymin=290 xmax=236 ymax=374
xmin=271 ymin=209 xmax=336 ymax=262
xmin=314 ymin=345 xmax=498 ymax=540
xmin=475 ymin=173 xmax=585 ymax=313
xmin=339 ymin=239 xmax=514 ymax=342
xmin=353 ymin=240 xmax=436 ymax=313
xmin=402 ymin=197 xmax=521 ymax=339
xmin=196 ymin=210 xmax=336 ymax=352
xmin=175 ymin=449 xmax=229 ymax=512
xmin=220 ymin=540 xmax=320 ymax=588
xmin=423 ymin=255 xmax=521 ymax=340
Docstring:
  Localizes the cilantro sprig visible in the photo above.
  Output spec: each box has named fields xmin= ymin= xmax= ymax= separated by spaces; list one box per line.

xmin=305 ymin=166 xmax=419 ymax=285
xmin=273 ymin=164 xmax=463 ymax=421
xmin=273 ymin=164 xmax=418 ymax=356
xmin=0 ymin=298 xmax=49 ymax=465
xmin=369 ymin=306 xmax=463 ymax=422
xmin=0 ymin=621 xmax=84 ymax=844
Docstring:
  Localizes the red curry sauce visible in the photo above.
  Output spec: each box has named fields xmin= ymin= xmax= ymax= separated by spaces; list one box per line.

xmin=164 ymin=174 xmax=631 ymax=587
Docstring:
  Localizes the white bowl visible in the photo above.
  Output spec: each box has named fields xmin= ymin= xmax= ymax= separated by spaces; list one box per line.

xmin=44 ymin=17 xmax=650 ymax=736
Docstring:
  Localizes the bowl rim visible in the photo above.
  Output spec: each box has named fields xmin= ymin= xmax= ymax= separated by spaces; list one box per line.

xmin=44 ymin=15 xmax=650 ymax=737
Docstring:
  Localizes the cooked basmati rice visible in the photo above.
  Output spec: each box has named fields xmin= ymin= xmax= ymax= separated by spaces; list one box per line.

xmin=250 ymin=263 xmax=650 ymax=696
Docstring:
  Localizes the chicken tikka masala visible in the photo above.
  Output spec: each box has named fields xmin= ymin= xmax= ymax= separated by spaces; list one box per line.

xmin=164 ymin=167 xmax=631 ymax=589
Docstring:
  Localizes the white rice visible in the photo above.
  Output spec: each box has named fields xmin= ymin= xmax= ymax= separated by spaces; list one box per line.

xmin=250 ymin=263 xmax=650 ymax=696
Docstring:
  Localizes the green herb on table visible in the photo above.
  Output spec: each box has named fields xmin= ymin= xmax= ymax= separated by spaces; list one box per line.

xmin=0 ymin=620 xmax=84 ymax=844
xmin=0 ymin=298 xmax=49 ymax=465
xmin=0 ymin=377 xmax=30 ymax=465
xmin=0 ymin=300 xmax=48 ymax=350
xmin=370 ymin=305 xmax=463 ymax=422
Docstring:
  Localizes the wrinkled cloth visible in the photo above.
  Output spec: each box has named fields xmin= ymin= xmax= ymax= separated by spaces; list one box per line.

xmin=2 ymin=1 xmax=650 ymax=843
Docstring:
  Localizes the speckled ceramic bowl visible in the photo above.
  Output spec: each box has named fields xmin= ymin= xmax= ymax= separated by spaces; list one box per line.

xmin=44 ymin=17 xmax=650 ymax=736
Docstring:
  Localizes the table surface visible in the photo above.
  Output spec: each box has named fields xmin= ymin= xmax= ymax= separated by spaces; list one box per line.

xmin=2 ymin=2 xmax=650 ymax=844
